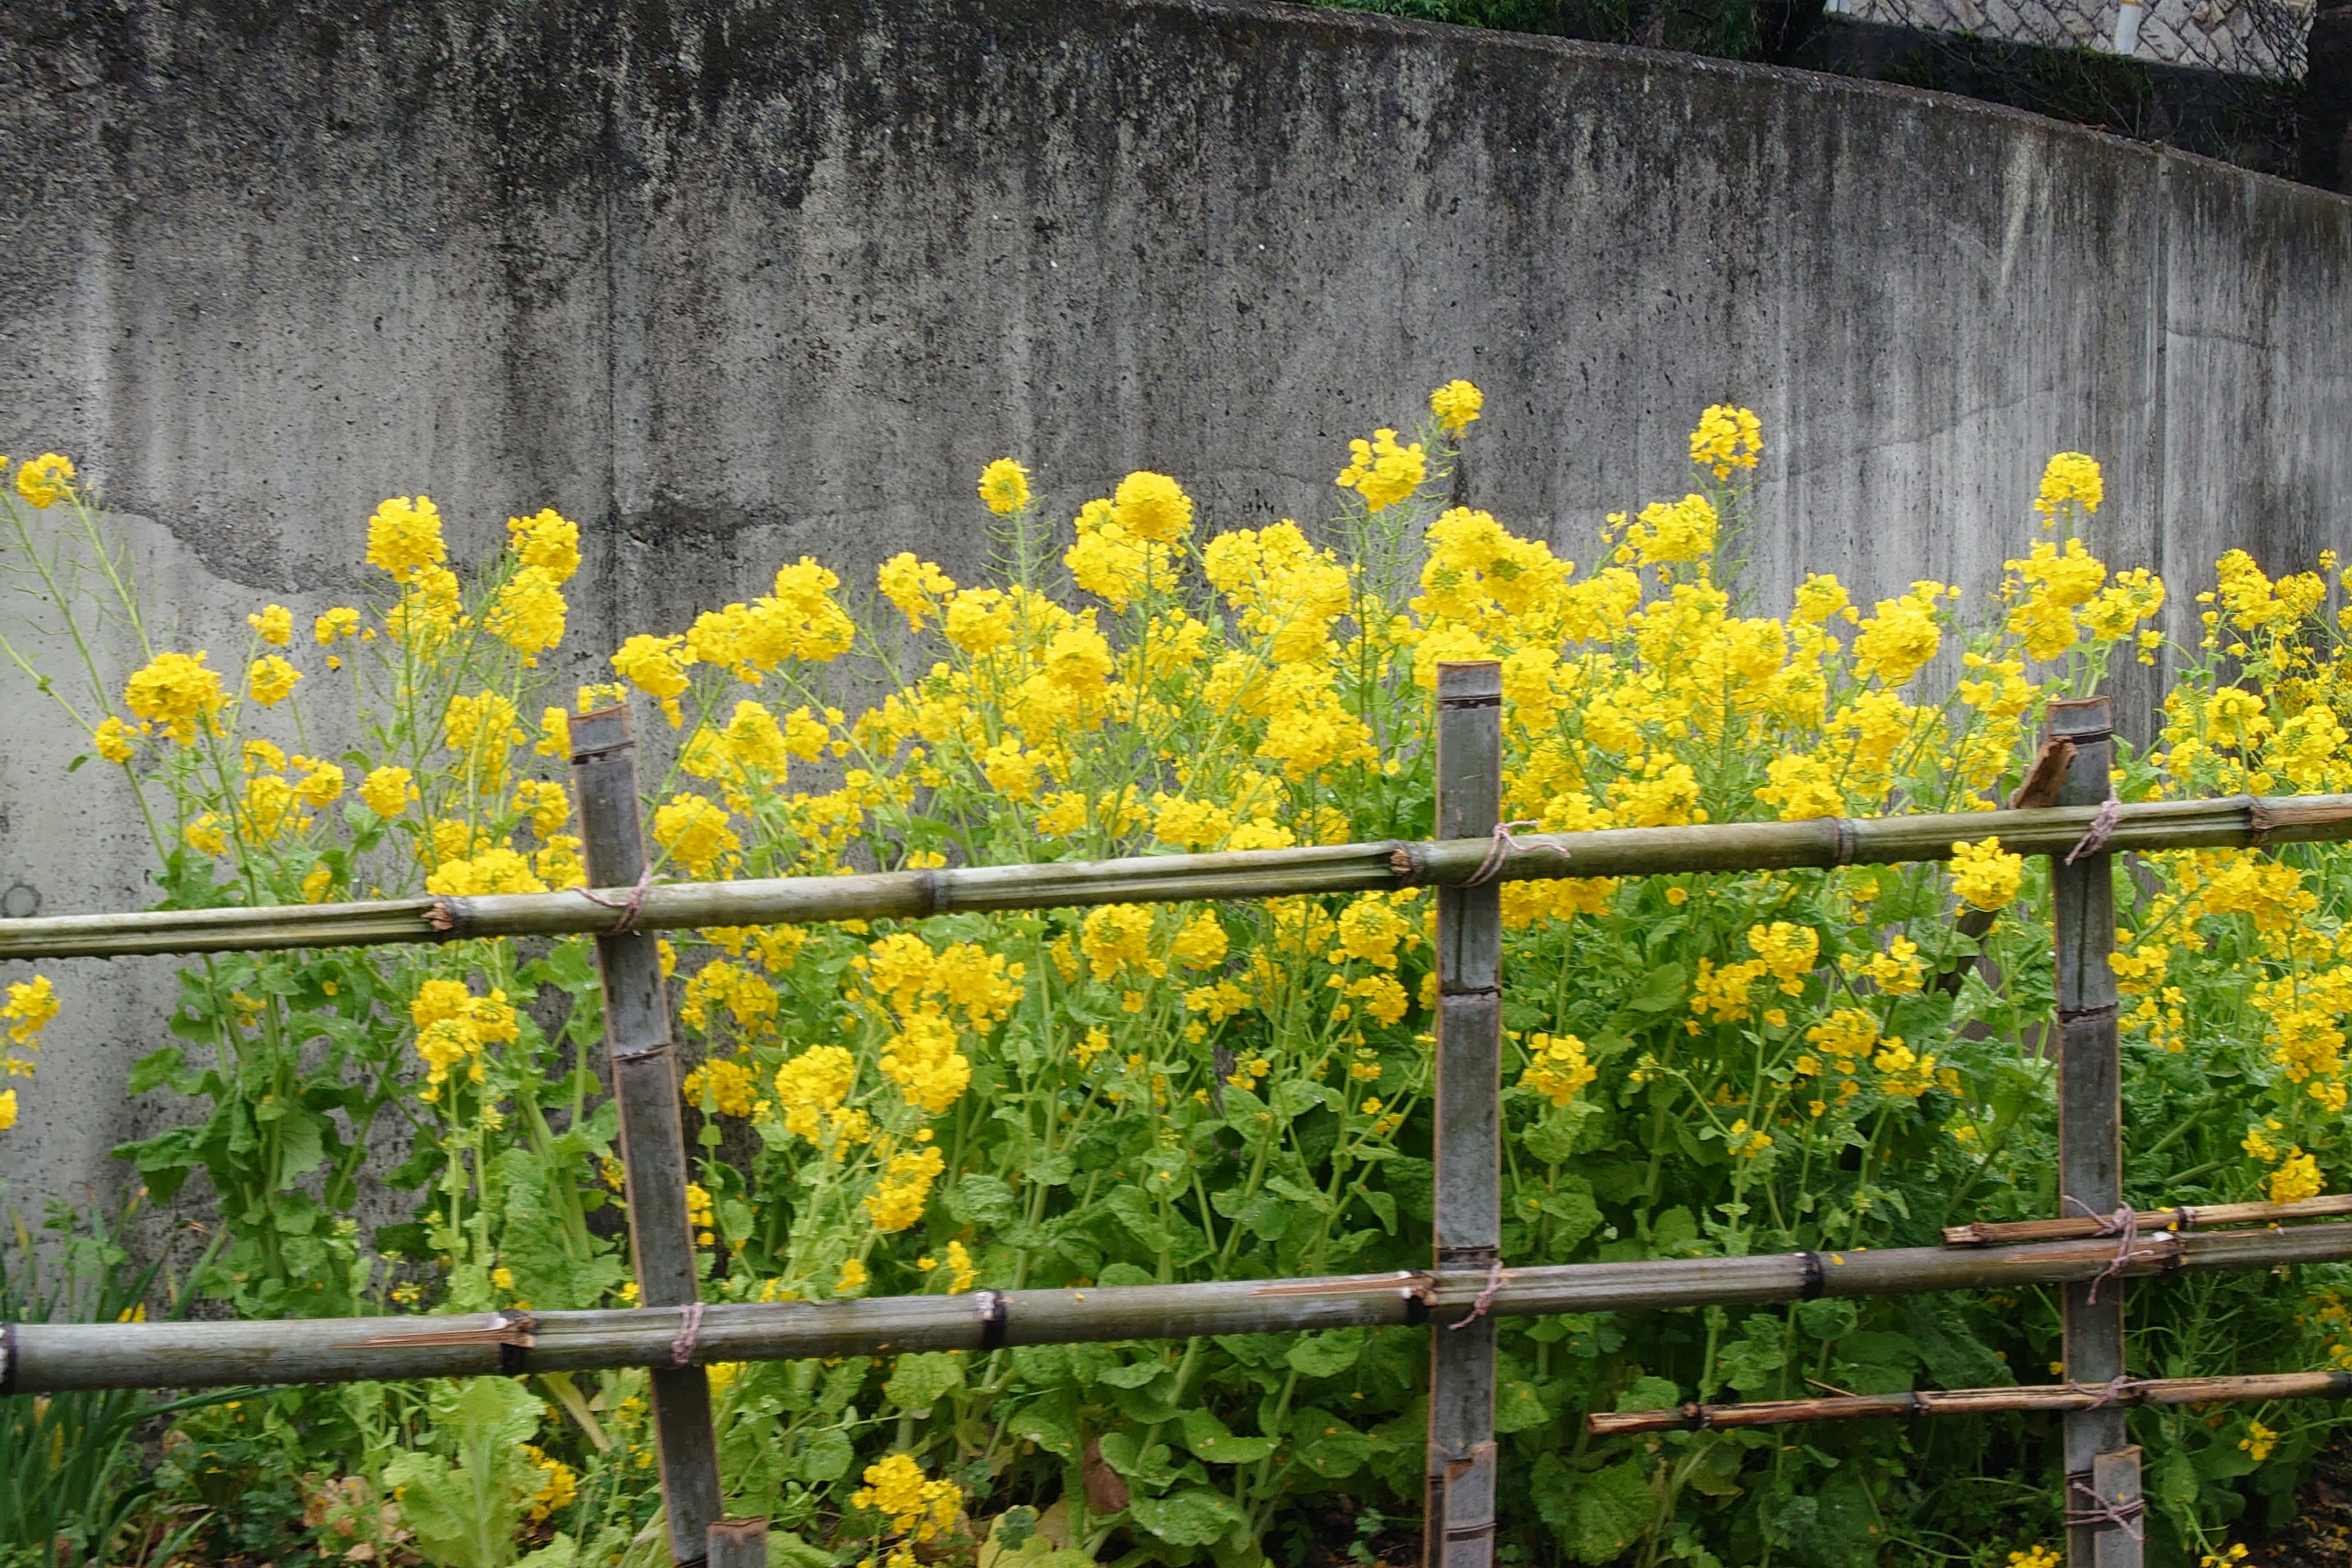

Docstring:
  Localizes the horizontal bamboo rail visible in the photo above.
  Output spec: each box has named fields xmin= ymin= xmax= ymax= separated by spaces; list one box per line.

xmin=0 ymin=793 xmax=2347 ymax=962
xmin=1586 ymin=1370 xmax=2352 ymax=1436
xmin=1943 ymin=1193 xmax=2352 ymax=1247
xmin=11 ymin=1218 xmax=2352 ymax=1396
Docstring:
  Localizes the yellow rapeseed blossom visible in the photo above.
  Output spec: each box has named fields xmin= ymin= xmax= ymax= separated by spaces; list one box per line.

xmin=1336 ymin=429 xmax=1426 ymax=513
xmin=878 ymin=553 xmax=956 ymax=630
xmin=2272 ymin=1148 xmax=2325 ymax=1204
xmin=653 ymin=794 xmax=741 ymax=876
xmin=91 ymin=715 xmax=137 ymax=764
xmin=486 ymin=565 xmax=568 ymax=662
xmin=14 ymin=453 xmax=76 ymax=508
xmin=1950 ymin=837 xmax=2025 ymax=912
xmin=1689 ymin=405 xmax=1763 ymax=480
xmin=4 ymin=976 xmax=59 ymax=1049
xmin=247 ymin=604 xmax=294 ymax=646
xmin=247 ymin=655 xmax=301 ymax=707
xmin=124 ymin=651 xmax=228 ymax=744
xmin=1521 ymin=1033 xmax=1596 ymax=1106
xmin=978 ymin=458 xmax=1031 ymax=516
xmin=358 ymin=765 xmax=415 ymax=818
xmin=1112 ymin=470 xmax=1194 ymax=542
xmin=364 ymin=496 xmax=446 ymax=583
xmin=1431 ymin=379 xmax=1484 ymax=434
xmin=852 ymin=1452 xmax=963 ymax=1541
xmin=508 ymin=508 xmax=581 ymax=581
xmin=2035 ymin=452 xmax=2103 ymax=522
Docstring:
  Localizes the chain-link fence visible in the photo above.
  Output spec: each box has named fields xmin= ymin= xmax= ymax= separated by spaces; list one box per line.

xmin=1830 ymin=0 xmax=2308 ymax=77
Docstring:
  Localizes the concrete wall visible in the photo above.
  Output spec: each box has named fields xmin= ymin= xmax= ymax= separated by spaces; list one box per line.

xmin=1 ymin=0 xmax=2350 ymax=1212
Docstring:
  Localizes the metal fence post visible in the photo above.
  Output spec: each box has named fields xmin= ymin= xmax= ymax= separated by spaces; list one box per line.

xmin=1427 ymin=661 xmax=1503 ymax=1568
xmin=571 ymin=704 xmax=725 ymax=1566
xmin=2049 ymin=696 xmax=2137 ymax=1568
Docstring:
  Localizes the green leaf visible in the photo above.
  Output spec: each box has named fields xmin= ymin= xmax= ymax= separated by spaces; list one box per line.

xmin=1105 ymin=1184 xmax=1172 ymax=1252
xmin=884 ymin=1351 xmax=965 ymax=1412
xmin=1794 ymin=1298 xmax=1856 ymax=1343
xmin=793 ymin=1427 xmax=854 ymax=1483
xmin=1128 ymin=1488 xmax=1246 ymax=1547
xmin=1179 ymin=1408 xmax=1278 ymax=1464
xmin=1494 ymin=1378 xmax=1555 ymax=1433
xmin=1289 ymin=1407 xmax=1376 ymax=1478
xmin=1716 ymin=1315 xmax=1786 ymax=1396
xmin=1626 ymin=962 xmax=1688 ymax=1012
xmin=1095 ymin=1357 xmax=1170 ymax=1389
xmin=945 ymin=1174 xmax=1020 ymax=1229
xmin=1615 ymin=1376 xmax=1681 ymax=1412
xmin=1286 ymin=1329 xmax=1365 ymax=1378
xmin=1532 ymin=1454 xmax=1657 ymax=1566
xmin=127 ymin=1046 xmax=187 ymax=1095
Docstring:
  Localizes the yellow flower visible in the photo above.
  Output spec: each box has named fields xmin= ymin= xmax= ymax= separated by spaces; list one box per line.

xmin=313 ymin=606 xmax=362 ymax=646
xmin=2239 ymin=1419 xmax=2277 ymax=1462
xmin=247 ymin=605 xmax=294 ymax=646
xmin=183 ymin=813 xmax=228 ymax=856
xmin=91 ymin=716 xmax=137 ymax=765
xmin=301 ymin=863 xmax=334 ymax=902
xmin=611 ymin=634 xmax=692 ymax=726
xmin=358 ymin=765 xmax=415 ymax=818
xmin=1336 ymin=429 xmax=1427 ymax=513
xmin=2035 ymin=451 xmax=2103 ymax=522
xmin=2007 ymin=1547 xmax=2061 ymax=1568
xmin=1521 ymin=1033 xmax=1597 ymax=1106
xmin=14 ymin=453 xmax=76 ymax=508
xmin=836 ymin=1257 xmax=869 ymax=1294
xmin=865 ymin=1146 xmax=946 ymax=1231
xmin=124 ymin=652 xmax=228 ymax=744
xmin=486 ymin=565 xmax=568 ymax=661
xmin=1950 ymin=837 xmax=2025 ymax=912
xmin=2 ymin=976 xmax=59 ymax=1048
xmin=946 ymin=1239 xmax=978 ymax=1294
xmin=294 ymin=761 xmax=345 ymax=809
xmin=507 ymin=508 xmax=582 ymax=582
xmin=1112 ymin=470 xmax=1194 ymax=542
xmin=978 ymin=458 xmax=1031 ymax=516
xmin=878 ymin=553 xmax=957 ymax=630
xmin=2272 ymin=1148 xmax=2325 ymax=1204
xmin=684 ymin=1055 xmax=762 ymax=1117
xmin=1851 ymin=583 xmax=1944 ymax=687
xmin=1431 ymin=379 xmax=1484 ymax=434
xmin=653 ymin=793 xmax=739 ymax=876
xmin=852 ymin=1452 xmax=963 ymax=1542
xmin=364 ymin=496 xmax=447 ymax=582
xmin=1613 ymin=493 xmax=1717 ymax=567
xmin=513 ymin=778 xmax=570 ymax=836
xmin=1689 ymin=405 xmax=1763 ymax=480
xmin=247 ymin=655 xmax=302 ymax=707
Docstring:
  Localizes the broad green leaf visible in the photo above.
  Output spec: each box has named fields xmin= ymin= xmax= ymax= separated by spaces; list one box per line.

xmin=884 ymin=1350 xmax=965 ymax=1412
xmin=1128 ymin=1488 xmax=1246 ymax=1547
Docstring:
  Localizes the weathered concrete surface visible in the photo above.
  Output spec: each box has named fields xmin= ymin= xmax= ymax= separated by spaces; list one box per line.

xmin=0 ymin=0 xmax=2348 ymax=1210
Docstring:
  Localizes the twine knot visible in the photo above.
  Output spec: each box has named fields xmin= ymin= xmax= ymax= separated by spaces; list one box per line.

xmin=1461 ymin=822 xmax=1572 ymax=888
xmin=577 ymin=864 xmax=657 ymax=935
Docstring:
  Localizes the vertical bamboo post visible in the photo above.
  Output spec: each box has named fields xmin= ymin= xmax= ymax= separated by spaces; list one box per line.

xmin=2049 ymin=696 xmax=2136 ymax=1568
xmin=571 ymin=705 xmax=724 ymax=1567
xmin=1427 ymin=662 xmax=1502 ymax=1568
xmin=707 ymin=1518 xmax=769 ymax=1568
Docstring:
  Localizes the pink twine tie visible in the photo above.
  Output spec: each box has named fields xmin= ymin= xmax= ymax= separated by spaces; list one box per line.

xmin=1461 ymin=822 xmax=1572 ymax=888
xmin=576 ymin=864 xmax=657 ymax=935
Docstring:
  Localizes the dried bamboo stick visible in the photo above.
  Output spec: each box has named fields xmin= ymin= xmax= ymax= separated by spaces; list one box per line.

xmin=2049 ymin=698 xmax=2131 ymax=1568
xmin=1 ymin=793 xmax=2348 ymax=962
xmin=14 ymin=1221 xmax=2352 ymax=1396
xmin=571 ymin=707 xmax=723 ymax=1566
xmin=1943 ymin=1193 xmax=2352 ymax=1247
xmin=1427 ymin=663 xmax=1503 ymax=1568
xmin=1586 ymin=1369 xmax=2352 ymax=1435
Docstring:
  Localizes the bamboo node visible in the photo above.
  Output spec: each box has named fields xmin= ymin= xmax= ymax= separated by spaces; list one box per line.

xmin=425 ymin=898 xmax=469 ymax=937
xmin=1796 ymin=1250 xmax=1826 ymax=1299
xmin=2248 ymin=796 xmax=2352 ymax=844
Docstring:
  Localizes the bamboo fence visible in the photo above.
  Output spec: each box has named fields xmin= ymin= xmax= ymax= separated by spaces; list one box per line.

xmin=2 ymin=683 xmax=2350 ymax=1566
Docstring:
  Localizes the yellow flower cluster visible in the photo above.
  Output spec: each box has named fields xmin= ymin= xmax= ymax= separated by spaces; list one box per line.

xmin=1689 ymin=404 xmax=1763 ymax=479
xmin=409 ymin=979 xmax=520 ymax=1102
xmin=1949 ymin=837 xmax=2025 ymax=913
xmin=0 ymin=974 xmax=58 ymax=1132
xmin=1520 ymin=1033 xmax=1596 ymax=1106
xmin=851 ymin=1452 xmax=963 ymax=1541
